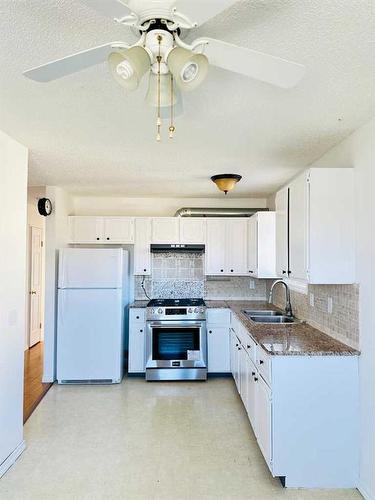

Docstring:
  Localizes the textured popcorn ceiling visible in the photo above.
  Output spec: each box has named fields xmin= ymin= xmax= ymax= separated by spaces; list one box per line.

xmin=1 ymin=0 xmax=375 ymax=197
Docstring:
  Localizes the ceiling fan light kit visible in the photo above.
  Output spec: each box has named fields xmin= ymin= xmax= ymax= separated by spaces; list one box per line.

xmin=23 ymin=0 xmax=306 ymax=141
xmin=211 ymin=174 xmax=242 ymax=195
xmin=108 ymin=46 xmax=150 ymax=90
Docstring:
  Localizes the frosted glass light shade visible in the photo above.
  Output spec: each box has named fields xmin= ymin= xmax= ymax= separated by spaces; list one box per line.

xmin=167 ymin=47 xmax=208 ymax=91
xmin=145 ymin=73 xmax=178 ymax=107
xmin=108 ymin=46 xmax=150 ymax=91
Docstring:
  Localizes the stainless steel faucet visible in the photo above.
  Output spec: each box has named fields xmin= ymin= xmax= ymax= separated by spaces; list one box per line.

xmin=268 ymin=280 xmax=293 ymax=317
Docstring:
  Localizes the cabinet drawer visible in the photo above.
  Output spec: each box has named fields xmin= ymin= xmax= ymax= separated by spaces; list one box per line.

xmin=129 ymin=308 xmax=146 ymax=323
xmin=241 ymin=335 xmax=256 ymax=363
xmin=256 ymin=347 xmax=271 ymax=386
xmin=206 ymin=308 xmax=231 ymax=325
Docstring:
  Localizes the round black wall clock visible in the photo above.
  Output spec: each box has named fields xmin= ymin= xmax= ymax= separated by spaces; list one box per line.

xmin=37 ymin=198 xmax=53 ymax=217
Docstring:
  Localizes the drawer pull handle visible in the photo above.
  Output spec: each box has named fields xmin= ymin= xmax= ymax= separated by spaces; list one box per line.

xmin=96 ymin=237 xmax=100 ymax=241
xmin=259 ymin=360 xmax=264 ymax=365
xmin=144 ymin=269 xmax=147 ymax=272
xmin=209 ymin=330 xmax=212 ymax=334
xmin=136 ymin=316 xmax=140 ymax=319
xmin=220 ymin=269 xmax=224 ymax=272
xmin=140 ymin=329 xmax=143 ymax=333
xmin=106 ymin=237 xmax=110 ymax=240
xmin=254 ymin=377 xmax=258 ymax=382
xmin=247 ymin=345 xmax=251 ymax=349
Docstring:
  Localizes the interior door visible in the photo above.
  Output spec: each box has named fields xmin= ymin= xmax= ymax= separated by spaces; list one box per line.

xmin=29 ymin=226 xmax=43 ymax=347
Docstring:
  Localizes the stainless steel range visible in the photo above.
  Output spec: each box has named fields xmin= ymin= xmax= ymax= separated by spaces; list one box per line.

xmin=145 ymin=298 xmax=207 ymax=381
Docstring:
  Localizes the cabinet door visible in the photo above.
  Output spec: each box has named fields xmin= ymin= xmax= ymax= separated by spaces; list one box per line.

xmin=275 ymin=187 xmax=288 ymax=277
xmin=151 ymin=218 xmax=180 ymax=243
xmin=247 ymin=215 xmax=258 ymax=276
xmin=134 ymin=218 xmax=151 ymax=275
xmin=180 ymin=218 xmax=206 ymax=244
xmin=103 ymin=217 xmax=134 ymax=243
xmin=255 ymin=375 xmax=272 ymax=468
xmin=246 ymin=358 xmax=257 ymax=427
xmin=226 ymin=219 xmax=248 ymax=275
xmin=69 ymin=216 xmax=103 ymax=243
xmin=205 ymin=219 xmax=226 ymax=275
xmin=289 ymin=173 xmax=308 ymax=281
xmin=207 ymin=326 xmax=230 ymax=373
xmin=128 ymin=322 xmax=145 ymax=373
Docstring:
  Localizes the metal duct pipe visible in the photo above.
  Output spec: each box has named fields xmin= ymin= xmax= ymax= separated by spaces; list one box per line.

xmin=174 ymin=207 xmax=268 ymax=217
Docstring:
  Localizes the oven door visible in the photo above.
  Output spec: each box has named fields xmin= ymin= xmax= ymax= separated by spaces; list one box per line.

xmin=146 ymin=321 xmax=207 ymax=369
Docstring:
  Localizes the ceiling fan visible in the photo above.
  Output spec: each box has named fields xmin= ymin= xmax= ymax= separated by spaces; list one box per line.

xmin=23 ymin=0 xmax=306 ymax=140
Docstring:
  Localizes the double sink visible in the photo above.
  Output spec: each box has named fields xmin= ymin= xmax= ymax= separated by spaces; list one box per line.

xmin=242 ymin=309 xmax=298 ymax=324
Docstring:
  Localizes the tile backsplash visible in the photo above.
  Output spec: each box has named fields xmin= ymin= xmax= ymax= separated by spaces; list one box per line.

xmin=134 ymin=251 xmax=267 ymax=301
xmin=270 ymin=283 xmax=359 ymax=349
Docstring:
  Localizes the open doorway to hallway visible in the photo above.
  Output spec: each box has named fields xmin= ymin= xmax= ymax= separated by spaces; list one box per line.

xmin=24 ymin=187 xmax=51 ymax=423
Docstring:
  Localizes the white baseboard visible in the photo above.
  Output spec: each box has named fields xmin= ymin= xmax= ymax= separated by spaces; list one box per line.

xmin=0 ymin=440 xmax=26 ymax=478
xmin=358 ymin=481 xmax=375 ymax=500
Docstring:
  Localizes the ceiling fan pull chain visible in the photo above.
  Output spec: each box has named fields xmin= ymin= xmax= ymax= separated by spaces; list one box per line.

xmin=169 ymin=74 xmax=175 ymax=139
xmin=156 ymin=35 xmax=162 ymax=142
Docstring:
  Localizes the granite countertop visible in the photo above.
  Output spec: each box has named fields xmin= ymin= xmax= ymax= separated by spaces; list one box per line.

xmin=225 ymin=301 xmax=359 ymax=357
xmin=128 ymin=299 xmax=359 ymax=356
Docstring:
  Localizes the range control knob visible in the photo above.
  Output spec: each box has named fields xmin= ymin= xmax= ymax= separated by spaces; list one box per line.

xmin=188 ymin=308 xmax=193 ymax=313
xmin=194 ymin=308 xmax=198 ymax=313
xmin=151 ymin=308 xmax=155 ymax=314
xmin=200 ymin=308 xmax=204 ymax=313
xmin=157 ymin=308 xmax=163 ymax=314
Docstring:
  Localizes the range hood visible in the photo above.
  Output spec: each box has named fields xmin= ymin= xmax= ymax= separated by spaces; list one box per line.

xmin=150 ymin=244 xmax=205 ymax=253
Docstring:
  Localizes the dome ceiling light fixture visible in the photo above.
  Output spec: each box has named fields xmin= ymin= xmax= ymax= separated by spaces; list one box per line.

xmin=23 ymin=0 xmax=306 ymax=142
xmin=211 ymin=174 xmax=242 ymax=195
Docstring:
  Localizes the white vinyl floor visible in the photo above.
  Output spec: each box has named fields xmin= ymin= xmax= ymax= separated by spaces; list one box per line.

xmin=0 ymin=378 xmax=361 ymax=500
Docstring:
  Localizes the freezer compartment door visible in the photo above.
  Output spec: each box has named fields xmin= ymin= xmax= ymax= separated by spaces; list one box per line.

xmin=57 ymin=289 xmax=123 ymax=382
xmin=58 ymin=248 xmax=123 ymax=289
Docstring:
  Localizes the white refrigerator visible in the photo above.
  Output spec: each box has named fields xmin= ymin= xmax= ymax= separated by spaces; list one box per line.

xmin=57 ymin=248 xmax=127 ymax=384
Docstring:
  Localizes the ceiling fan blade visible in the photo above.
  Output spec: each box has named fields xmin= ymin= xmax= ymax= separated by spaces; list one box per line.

xmin=79 ymin=0 xmax=132 ymax=19
xmin=174 ymin=0 xmax=239 ymax=27
xmin=194 ymin=37 xmax=305 ymax=89
xmin=23 ymin=42 xmax=129 ymax=82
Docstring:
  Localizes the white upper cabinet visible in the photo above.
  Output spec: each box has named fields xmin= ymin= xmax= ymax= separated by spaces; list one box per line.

xmin=288 ymin=172 xmax=308 ymax=281
xmin=205 ymin=219 xmax=226 ymax=275
xmin=247 ymin=212 xmax=277 ymax=278
xmin=275 ymin=167 xmax=355 ymax=284
xmin=275 ymin=187 xmax=289 ymax=277
xmin=205 ymin=218 xmax=248 ymax=275
xmin=102 ymin=217 xmax=134 ymax=244
xmin=151 ymin=217 xmax=180 ymax=244
xmin=69 ymin=216 xmax=134 ymax=244
xmin=134 ymin=218 xmax=151 ymax=275
xmin=226 ymin=219 xmax=248 ymax=275
xmin=69 ymin=216 xmax=103 ymax=243
xmin=179 ymin=218 xmax=206 ymax=244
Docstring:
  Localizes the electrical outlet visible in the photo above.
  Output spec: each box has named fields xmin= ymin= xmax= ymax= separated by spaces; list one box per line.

xmin=327 ymin=297 xmax=333 ymax=314
xmin=309 ymin=293 xmax=314 ymax=307
xmin=249 ymin=279 xmax=255 ymax=290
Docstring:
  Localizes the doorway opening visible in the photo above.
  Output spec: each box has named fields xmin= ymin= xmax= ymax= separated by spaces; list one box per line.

xmin=24 ymin=187 xmax=51 ymax=423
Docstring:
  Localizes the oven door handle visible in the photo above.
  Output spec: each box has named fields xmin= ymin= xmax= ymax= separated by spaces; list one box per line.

xmin=147 ymin=321 xmax=206 ymax=328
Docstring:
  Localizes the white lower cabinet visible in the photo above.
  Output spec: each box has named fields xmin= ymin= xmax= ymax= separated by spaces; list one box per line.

xmin=207 ymin=309 xmax=231 ymax=373
xmin=254 ymin=374 xmax=272 ymax=467
xmin=128 ymin=309 xmax=146 ymax=373
xmin=230 ymin=312 xmax=359 ymax=488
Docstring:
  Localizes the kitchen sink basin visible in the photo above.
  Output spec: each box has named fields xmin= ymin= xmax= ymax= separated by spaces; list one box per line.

xmin=242 ymin=309 xmax=283 ymax=317
xmin=249 ymin=315 xmax=297 ymax=324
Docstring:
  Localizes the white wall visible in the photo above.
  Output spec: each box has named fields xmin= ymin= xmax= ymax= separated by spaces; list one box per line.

xmin=43 ymin=187 xmax=73 ymax=382
xmin=73 ymin=195 xmax=268 ymax=216
xmin=0 ymin=130 xmax=28 ymax=475
xmin=311 ymin=118 xmax=375 ymax=500
xmin=25 ymin=186 xmax=46 ymax=349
